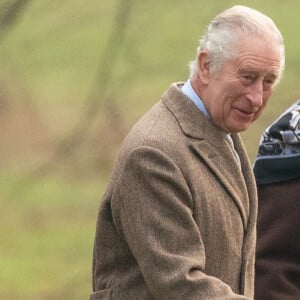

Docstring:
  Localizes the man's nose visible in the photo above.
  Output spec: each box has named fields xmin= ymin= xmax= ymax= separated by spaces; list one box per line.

xmin=247 ymin=80 xmax=264 ymax=106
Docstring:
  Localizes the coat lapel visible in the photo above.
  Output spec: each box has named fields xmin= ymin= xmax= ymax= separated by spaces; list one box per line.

xmin=191 ymin=139 xmax=249 ymax=229
xmin=162 ymin=83 xmax=251 ymax=229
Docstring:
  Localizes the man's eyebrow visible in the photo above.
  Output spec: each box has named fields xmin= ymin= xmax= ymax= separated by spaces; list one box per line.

xmin=238 ymin=67 xmax=279 ymax=77
xmin=238 ymin=67 xmax=259 ymax=73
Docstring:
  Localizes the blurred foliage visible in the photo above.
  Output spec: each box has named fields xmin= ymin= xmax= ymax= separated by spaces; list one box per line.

xmin=1 ymin=0 xmax=300 ymax=299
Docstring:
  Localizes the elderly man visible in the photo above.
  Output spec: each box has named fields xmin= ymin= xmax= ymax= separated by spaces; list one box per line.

xmin=90 ymin=5 xmax=285 ymax=300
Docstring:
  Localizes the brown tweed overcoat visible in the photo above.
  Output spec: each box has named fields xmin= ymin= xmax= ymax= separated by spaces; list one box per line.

xmin=90 ymin=83 xmax=257 ymax=299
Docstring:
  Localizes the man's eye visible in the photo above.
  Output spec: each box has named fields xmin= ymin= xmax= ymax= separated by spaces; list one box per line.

xmin=241 ymin=74 xmax=255 ymax=85
xmin=263 ymin=78 xmax=276 ymax=90
xmin=264 ymin=78 xmax=275 ymax=85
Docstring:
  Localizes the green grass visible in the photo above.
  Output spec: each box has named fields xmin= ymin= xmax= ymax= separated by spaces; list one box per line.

xmin=0 ymin=173 xmax=103 ymax=299
xmin=1 ymin=0 xmax=300 ymax=299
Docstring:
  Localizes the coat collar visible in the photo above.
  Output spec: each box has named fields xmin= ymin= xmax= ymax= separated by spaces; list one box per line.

xmin=161 ymin=83 xmax=257 ymax=229
xmin=161 ymin=82 xmax=209 ymax=140
xmin=161 ymin=82 xmax=234 ymax=145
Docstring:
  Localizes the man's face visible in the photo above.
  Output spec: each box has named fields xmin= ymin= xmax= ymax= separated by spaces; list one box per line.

xmin=202 ymin=36 xmax=281 ymax=133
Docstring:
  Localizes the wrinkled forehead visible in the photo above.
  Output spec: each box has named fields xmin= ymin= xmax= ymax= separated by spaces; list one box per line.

xmin=235 ymin=35 xmax=281 ymax=70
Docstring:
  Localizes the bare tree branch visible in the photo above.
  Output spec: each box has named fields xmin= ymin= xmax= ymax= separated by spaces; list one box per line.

xmin=0 ymin=0 xmax=31 ymax=41
xmin=25 ymin=0 xmax=133 ymax=179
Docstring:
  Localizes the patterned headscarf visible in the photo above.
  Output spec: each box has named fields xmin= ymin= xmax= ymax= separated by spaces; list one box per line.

xmin=253 ymin=100 xmax=300 ymax=184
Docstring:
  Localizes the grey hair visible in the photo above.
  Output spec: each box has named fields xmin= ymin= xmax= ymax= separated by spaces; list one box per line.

xmin=189 ymin=5 xmax=285 ymax=83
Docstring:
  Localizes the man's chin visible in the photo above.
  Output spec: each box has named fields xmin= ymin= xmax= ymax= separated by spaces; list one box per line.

xmin=226 ymin=122 xmax=251 ymax=133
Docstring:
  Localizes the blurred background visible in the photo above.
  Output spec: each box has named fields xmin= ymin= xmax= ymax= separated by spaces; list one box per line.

xmin=1 ymin=0 xmax=299 ymax=299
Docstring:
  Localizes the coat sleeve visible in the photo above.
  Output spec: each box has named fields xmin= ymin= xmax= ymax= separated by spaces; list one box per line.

xmin=111 ymin=145 xmax=249 ymax=299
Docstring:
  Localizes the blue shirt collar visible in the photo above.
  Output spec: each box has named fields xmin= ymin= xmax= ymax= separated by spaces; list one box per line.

xmin=181 ymin=79 xmax=210 ymax=118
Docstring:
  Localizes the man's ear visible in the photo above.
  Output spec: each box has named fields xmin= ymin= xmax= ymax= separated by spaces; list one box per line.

xmin=197 ymin=52 xmax=211 ymax=85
